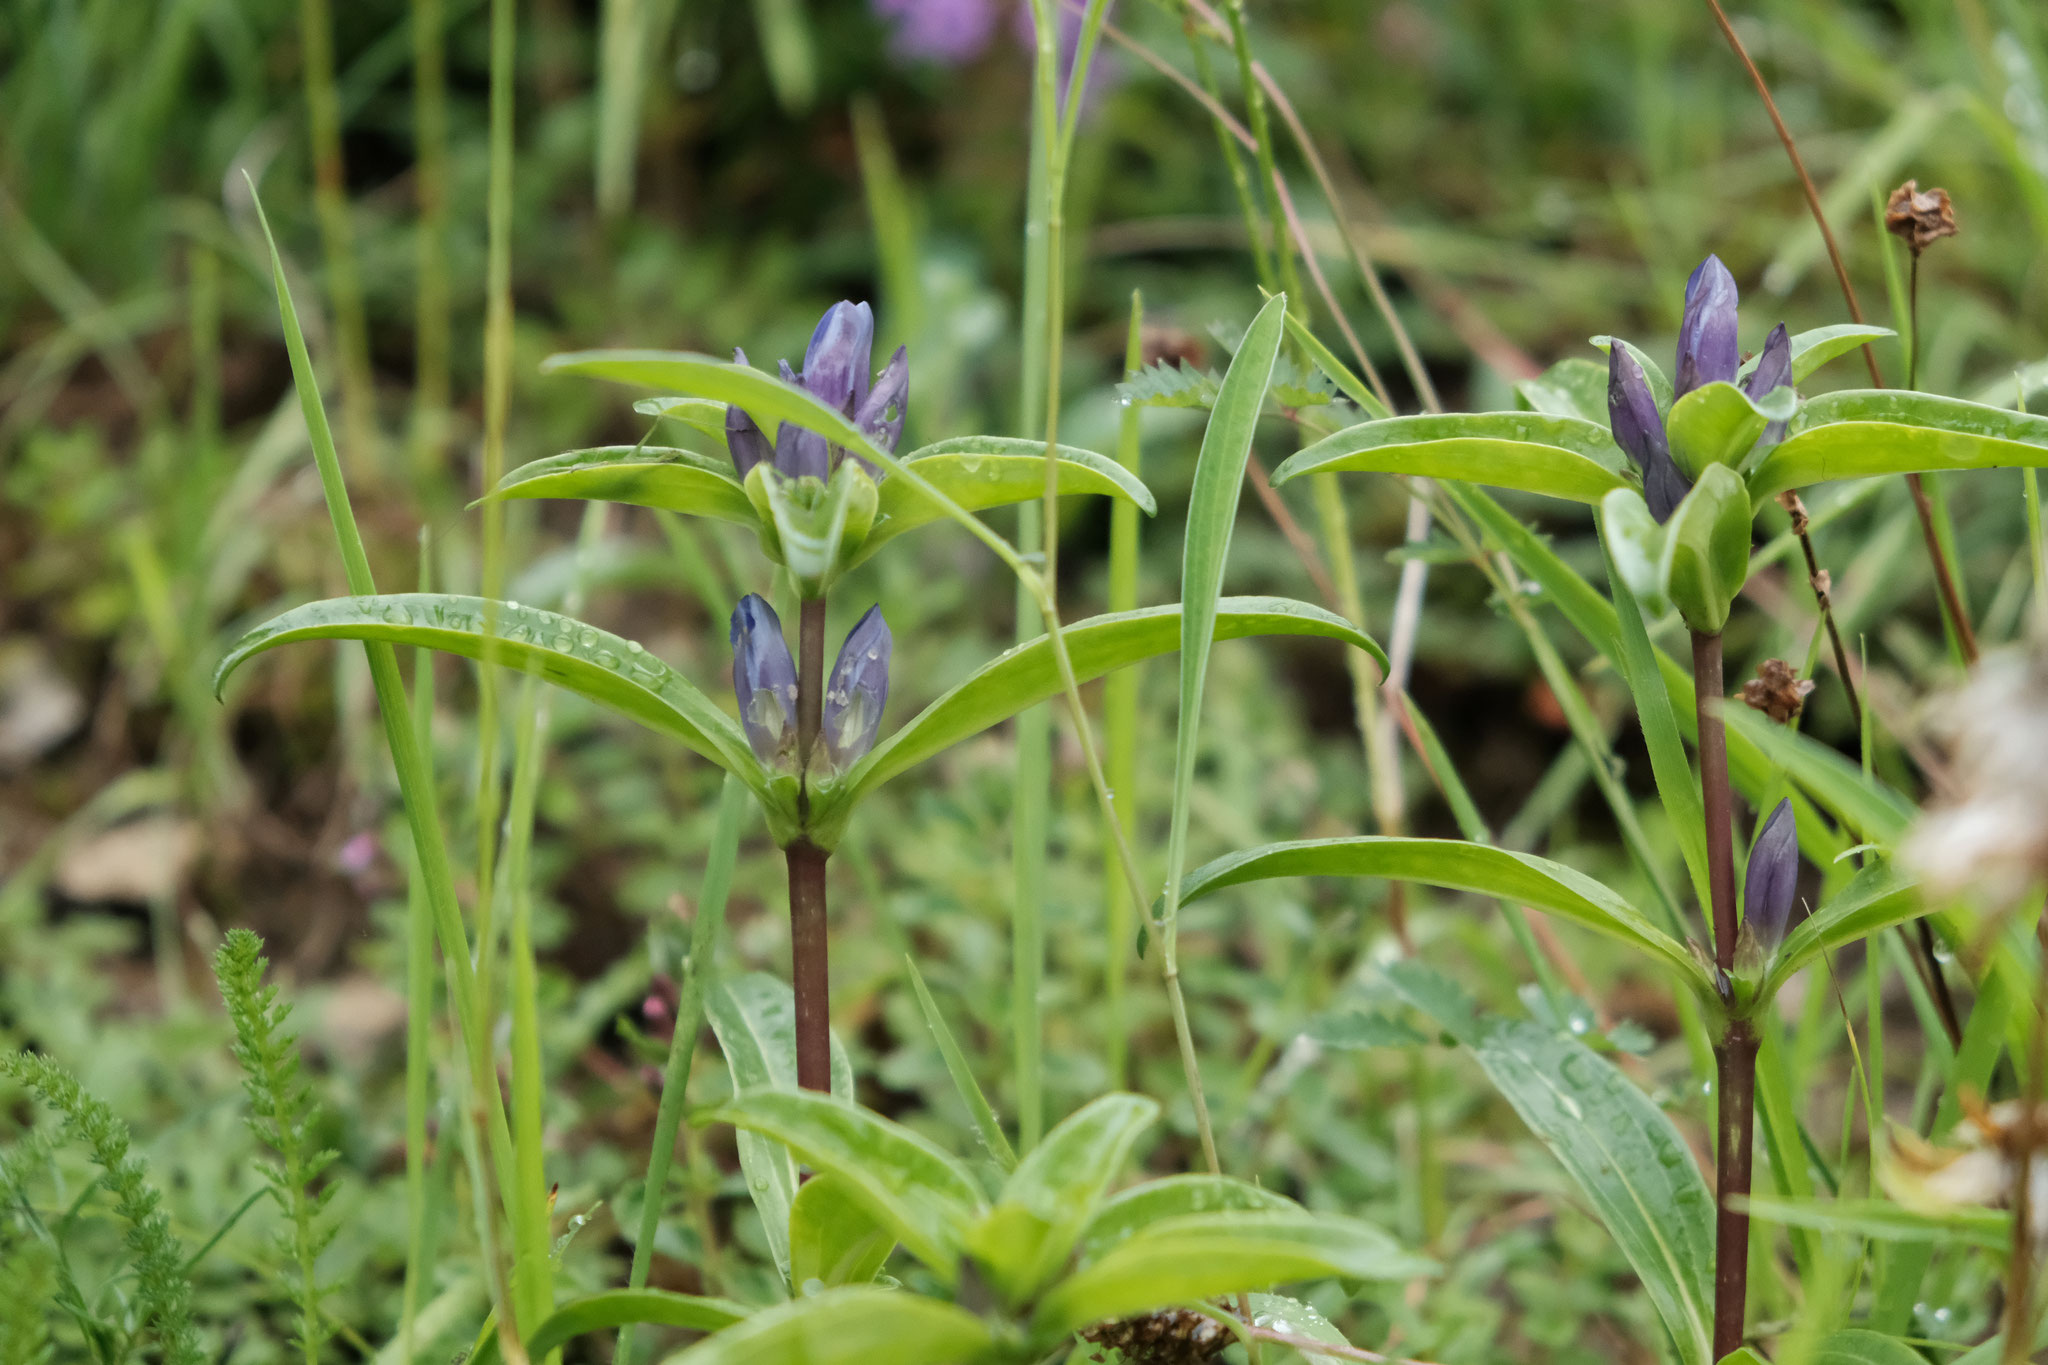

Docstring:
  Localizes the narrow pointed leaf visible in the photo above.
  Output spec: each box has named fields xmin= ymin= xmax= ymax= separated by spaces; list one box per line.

xmin=708 ymin=1089 xmax=986 ymax=1280
xmin=1079 ymin=1176 xmax=1301 ymax=1262
xmin=1748 ymin=391 xmax=2048 ymax=499
xmin=213 ymin=593 xmax=768 ymax=797
xmin=855 ymin=437 xmax=1155 ymax=564
xmin=982 ymin=1093 xmax=1158 ymax=1302
xmin=1765 ymin=863 xmax=1923 ymax=995
xmin=1739 ymin=1196 xmax=2008 ymax=1252
xmin=664 ymin=1288 xmax=992 ymax=1365
xmin=1279 ymin=310 xmax=1394 ymax=419
xmin=483 ymin=447 xmax=757 ymax=525
xmin=902 ymin=956 xmax=1015 ymax=1170
xmin=1177 ymin=837 xmax=1710 ymax=990
xmin=1732 ymin=325 xmax=1895 ymax=386
xmin=1272 ymin=412 xmax=1628 ymax=504
xmin=1033 ymin=1213 xmax=1432 ymax=1341
xmin=466 ymin=1291 xmax=748 ymax=1365
xmin=806 ymin=598 xmax=1383 ymax=847
xmin=1387 ymin=962 xmax=1715 ymax=1365
xmin=1719 ymin=704 xmax=1916 ymax=841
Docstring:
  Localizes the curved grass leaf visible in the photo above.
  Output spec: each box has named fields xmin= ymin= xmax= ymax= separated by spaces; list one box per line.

xmin=1739 ymin=1195 xmax=2008 ymax=1252
xmin=789 ymin=1173 xmax=895 ymax=1288
xmin=213 ymin=593 xmax=771 ymax=803
xmin=664 ymin=1288 xmax=993 ymax=1365
xmin=1079 ymin=1175 xmax=1302 ymax=1263
xmin=981 ymin=1093 xmax=1158 ymax=1302
xmin=467 ymin=1290 xmax=748 ymax=1365
xmin=708 ymin=1089 xmax=986 ymax=1281
xmin=1718 ymin=704 xmax=1916 ymax=842
xmin=1033 ymin=1213 xmax=1432 ymax=1342
xmin=481 ymin=447 xmax=757 ymax=526
xmin=1765 ymin=864 xmax=1923 ymax=996
xmin=705 ymin=973 xmax=855 ymax=1285
xmin=902 ymin=956 xmax=1016 ymax=1170
xmin=1177 ymin=837 xmax=1710 ymax=991
xmin=807 ymin=598 xmax=1383 ymax=846
xmin=1749 ymin=391 xmax=2048 ymax=499
xmin=1386 ymin=962 xmax=1715 ymax=1365
xmin=1271 ymin=412 xmax=1628 ymax=504
xmin=854 ymin=438 xmax=1155 ymax=564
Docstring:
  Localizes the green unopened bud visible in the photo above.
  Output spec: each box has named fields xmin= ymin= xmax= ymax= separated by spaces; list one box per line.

xmin=744 ymin=458 xmax=879 ymax=598
xmin=1663 ymin=463 xmax=1752 ymax=633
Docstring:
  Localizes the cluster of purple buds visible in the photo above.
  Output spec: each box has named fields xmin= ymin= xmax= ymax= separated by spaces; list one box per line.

xmin=1607 ymin=256 xmax=1791 ymax=523
xmin=726 ymin=301 xmax=908 ymax=482
xmin=1741 ymin=798 xmax=1800 ymax=957
xmin=730 ymin=594 xmax=892 ymax=773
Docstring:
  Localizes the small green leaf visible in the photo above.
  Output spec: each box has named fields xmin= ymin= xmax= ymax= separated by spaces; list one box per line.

xmin=1664 ymin=381 xmax=1769 ymax=479
xmin=1733 ymin=324 xmax=1894 ymax=385
xmin=1079 ymin=1175 xmax=1302 ymax=1263
xmin=1271 ymin=412 xmax=1628 ymax=504
xmin=1765 ymin=863 xmax=1922 ymax=997
xmin=466 ymin=1290 xmax=748 ymax=1365
xmin=856 ymin=438 xmax=1154 ymax=565
xmin=1661 ymin=463 xmax=1752 ymax=634
xmin=709 ymin=1089 xmax=986 ymax=1280
xmin=1176 ymin=836 xmax=1710 ymax=991
xmin=483 ymin=448 xmax=758 ymax=525
xmin=1591 ymin=335 xmax=1673 ymax=411
xmin=977 ymin=1093 xmax=1159 ymax=1303
xmin=1387 ymin=962 xmax=1715 ymax=1365
xmin=1748 ymin=390 xmax=2048 ymax=499
xmin=705 ymin=974 xmax=856 ymax=1285
xmin=662 ymin=1288 xmax=992 ymax=1365
xmin=1600 ymin=488 xmax=1672 ymax=618
xmin=1304 ymin=1010 xmax=1428 ymax=1050
xmin=1516 ymin=357 xmax=1609 ymax=425
xmin=805 ymin=598 xmax=1382 ymax=848
xmin=789 ymin=1174 xmax=895 ymax=1288
xmin=1035 ymin=1213 xmax=1432 ymax=1342
xmin=212 ymin=593 xmax=780 ymax=822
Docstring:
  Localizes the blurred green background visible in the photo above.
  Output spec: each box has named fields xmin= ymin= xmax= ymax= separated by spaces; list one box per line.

xmin=3 ymin=0 xmax=2046 ymax=1359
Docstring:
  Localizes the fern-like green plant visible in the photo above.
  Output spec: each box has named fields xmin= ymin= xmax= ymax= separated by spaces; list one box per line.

xmin=0 ymin=1236 xmax=57 ymax=1365
xmin=214 ymin=928 xmax=338 ymax=1365
xmin=0 ymin=1050 xmax=203 ymax=1365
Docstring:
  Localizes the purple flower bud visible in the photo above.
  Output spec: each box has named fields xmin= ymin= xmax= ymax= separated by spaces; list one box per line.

xmin=730 ymin=594 xmax=799 ymax=765
xmin=726 ymin=348 xmax=774 ymax=477
xmin=822 ymin=605 xmax=890 ymax=769
xmin=853 ymin=344 xmax=909 ymax=463
xmin=802 ymin=301 xmax=875 ymax=417
xmin=1607 ymin=345 xmax=1691 ymax=523
xmin=1743 ymin=323 xmax=1793 ymax=445
xmin=1675 ymin=255 xmax=1741 ymax=398
xmin=1742 ymin=798 xmax=1800 ymax=953
xmin=774 ymin=358 xmax=831 ymax=480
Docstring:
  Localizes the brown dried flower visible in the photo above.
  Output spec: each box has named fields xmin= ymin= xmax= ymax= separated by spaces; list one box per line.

xmin=1884 ymin=180 xmax=1959 ymax=256
xmin=1740 ymin=658 xmax=1815 ymax=724
xmin=1081 ymin=1307 xmax=1231 ymax=1364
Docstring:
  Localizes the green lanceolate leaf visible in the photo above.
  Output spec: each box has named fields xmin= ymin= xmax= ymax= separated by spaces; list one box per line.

xmin=1748 ymin=391 xmax=2048 ymax=500
xmin=1765 ymin=863 xmax=1923 ymax=997
xmin=1733 ymin=325 xmax=1894 ymax=386
xmin=1033 ymin=1212 xmax=1433 ymax=1343
xmin=1662 ymin=463 xmax=1752 ymax=634
xmin=634 ymin=395 xmax=729 ymax=439
xmin=1386 ymin=962 xmax=1715 ymax=1365
xmin=708 ymin=1089 xmax=986 ymax=1281
xmin=1175 ymin=837 xmax=1710 ymax=992
xmin=1517 ymin=357 xmax=1609 ymax=425
xmin=1664 ymin=381 xmax=1775 ymax=479
xmin=789 ymin=1173 xmax=895 ymax=1288
xmin=467 ymin=1290 xmax=748 ymax=1365
xmin=804 ymin=597 xmax=1383 ymax=848
xmin=212 ymin=593 xmax=777 ymax=812
xmin=705 ymin=974 xmax=856 ymax=1285
xmin=855 ymin=437 xmax=1155 ymax=565
xmin=743 ymin=459 xmax=878 ymax=595
xmin=902 ymin=956 xmax=1016 ymax=1170
xmin=1271 ymin=412 xmax=1628 ymax=505
xmin=1078 ymin=1176 xmax=1302 ymax=1262
xmin=1718 ymin=704 xmax=1916 ymax=842
xmin=1591 ymin=335 xmax=1673 ymax=410
xmin=482 ymin=447 xmax=757 ymax=526
xmin=974 ymin=1093 xmax=1159 ymax=1303
xmin=665 ymin=1288 xmax=993 ymax=1365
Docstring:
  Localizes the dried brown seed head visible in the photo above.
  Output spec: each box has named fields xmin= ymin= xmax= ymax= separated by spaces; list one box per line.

xmin=1885 ymin=180 xmax=1959 ymax=256
xmin=1740 ymin=658 xmax=1815 ymax=724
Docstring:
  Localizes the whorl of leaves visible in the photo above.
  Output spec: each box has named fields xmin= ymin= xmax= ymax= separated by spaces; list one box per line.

xmin=0 ymin=1050 xmax=204 ymax=1365
xmin=215 ymin=928 xmax=339 ymax=1363
xmin=1115 ymin=355 xmax=1335 ymax=413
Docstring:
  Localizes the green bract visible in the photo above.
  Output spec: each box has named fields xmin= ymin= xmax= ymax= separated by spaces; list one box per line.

xmin=1661 ymin=463 xmax=1752 ymax=633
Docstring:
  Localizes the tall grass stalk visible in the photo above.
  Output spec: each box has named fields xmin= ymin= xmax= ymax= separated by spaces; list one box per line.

xmin=401 ymin=535 xmax=441 ymax=1363
xmin=1101 ymin=292 xmax=1145 ymax=1088
xmin=411 ymin=0 xmax=453 ymax=491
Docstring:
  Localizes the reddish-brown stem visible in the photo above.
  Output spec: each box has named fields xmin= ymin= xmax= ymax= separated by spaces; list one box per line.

xmin=1714 ymin=1019 xmax=1759 ymax=1360
xmin=1702 ymin=0 xmax=1979 ymax=664
xmin=788 ymin=596 xmax=831 ymax=1093
xmin=797 ymin=597 xmax=826 ymax=759
xmin=1692 ymin=632 xmax=1737 ymax=969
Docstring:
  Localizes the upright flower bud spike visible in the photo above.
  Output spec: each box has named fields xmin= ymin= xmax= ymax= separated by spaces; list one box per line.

xmin=1675 ymin=255 xmax=1740 ymax=398
xmin=1742 ymin=798 xmax=1800 ymax=955
xmin=855 ymin=344 xmax=909 ymax=459
xmin=1607 ymin=345 xmax=1691 ymax=523
xmin=726 ymin=348 xmax=773 ymax=477
xmin=802 ymin=301 xmax=876 ymax=417
xmin=821 ymin=605 xmax=891 ymax=770
xmin=774 ymin=358 xmax=830 ymax=480
xmin=730 ymin=594 xmax=799 ymax=765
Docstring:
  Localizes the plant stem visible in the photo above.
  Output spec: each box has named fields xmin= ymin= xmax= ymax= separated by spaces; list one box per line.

xmin=299 ymin=0 xmax=379 ymax=482
xmin=1714 ymin=1018 xmax=1759 ymax=1359
xmin=1779 ymin=491 xmax=1862 ymax=733
xmin=411 ymin=0 xmax=452 ymax=495
xmin=790 ymin=595 xmax=831 ymax=1093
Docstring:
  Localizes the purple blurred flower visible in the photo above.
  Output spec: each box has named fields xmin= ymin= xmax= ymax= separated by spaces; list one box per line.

xmin=728 ymin=301 xmax=908 ymax=481
xmin=731 ymin=594 xmax=800 ymax=764
xmin=874 ymin=0 xmax=1000 ymax=64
